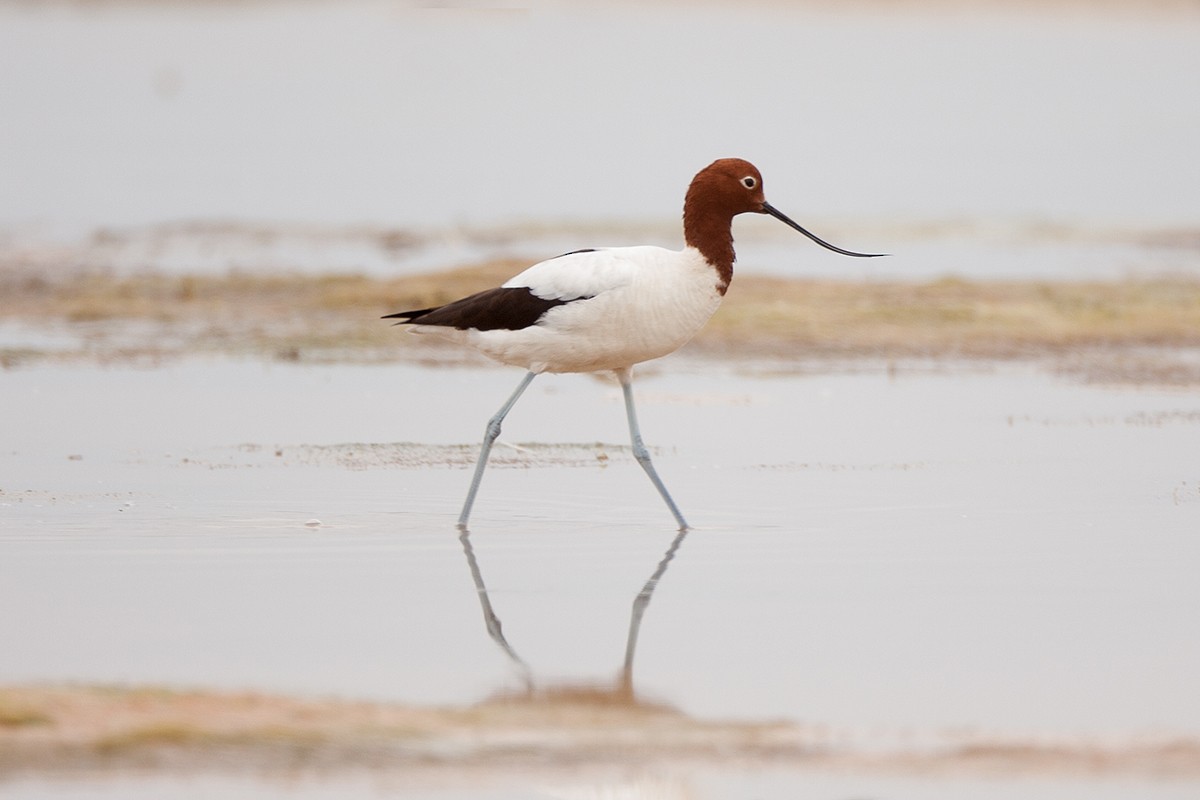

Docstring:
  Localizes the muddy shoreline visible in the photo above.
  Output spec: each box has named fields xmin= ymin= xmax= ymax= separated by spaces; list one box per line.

xmin=3 ymin=264 xmax=1200 ymax=382
xmin=3 ymin=684 xmax=1199 ymax=782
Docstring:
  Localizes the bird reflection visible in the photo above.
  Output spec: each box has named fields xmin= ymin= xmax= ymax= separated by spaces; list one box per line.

xmin=457 ymin=527 xmax=690 ymax=703
xmin=457 ymin=528 xmax=534 ymax=690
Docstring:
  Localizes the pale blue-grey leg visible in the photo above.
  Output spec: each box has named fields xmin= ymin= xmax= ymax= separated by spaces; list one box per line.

xmin=458 ymin=371 xmax=537 ymax=530
xmin=616 ymin=368 xmax=690 ymax=531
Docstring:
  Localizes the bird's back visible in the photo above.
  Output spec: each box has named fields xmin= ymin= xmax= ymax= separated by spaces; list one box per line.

xmin=413 ymin=245 xmax=724 ymax=374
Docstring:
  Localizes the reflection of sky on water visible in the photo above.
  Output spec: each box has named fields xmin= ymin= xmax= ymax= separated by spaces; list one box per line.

xmin=5 ymin=217 xmax=1194 ymax=281
xmin=2 ymin=362 xmax=1199 ymax=736
xmin=1 ymin=2 xmax=1198 ymax=235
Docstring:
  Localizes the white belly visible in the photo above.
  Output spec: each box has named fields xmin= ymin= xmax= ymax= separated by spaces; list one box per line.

xmin=457 ymin=247 xmax=724 ymax=374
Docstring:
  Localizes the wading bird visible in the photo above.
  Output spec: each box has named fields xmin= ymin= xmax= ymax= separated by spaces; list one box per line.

xmin=385 ymin=158 xmax=884 ymax=530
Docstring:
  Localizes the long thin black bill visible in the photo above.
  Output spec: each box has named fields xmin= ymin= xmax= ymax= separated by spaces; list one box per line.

xmin=762 ymin=201 xmax=887 ymax=258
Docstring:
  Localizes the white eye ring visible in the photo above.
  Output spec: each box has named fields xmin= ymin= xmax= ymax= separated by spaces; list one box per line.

xmin=741 ymin=176 xmax=757 ymax=189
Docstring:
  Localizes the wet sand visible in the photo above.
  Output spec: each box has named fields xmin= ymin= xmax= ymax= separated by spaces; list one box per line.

xmin=3 ymin=683 xmax=1199 ymax=780
xmin=3 ymin=264 xmax=1200 ymax=377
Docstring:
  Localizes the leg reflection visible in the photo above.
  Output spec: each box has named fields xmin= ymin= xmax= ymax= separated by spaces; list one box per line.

xmin=458 ymin=529 xmax=533 ymax=690
xmin=457 ymin=526 xmax=692 ymax=701
xmin=621 ymin=527 xmax=691 ymax=695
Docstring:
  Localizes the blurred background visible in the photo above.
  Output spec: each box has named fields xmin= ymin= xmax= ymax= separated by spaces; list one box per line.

xmin=2 ymin=0 xmax=1198 ymax=280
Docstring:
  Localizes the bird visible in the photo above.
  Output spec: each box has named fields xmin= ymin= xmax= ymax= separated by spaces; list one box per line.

xmin=384 ymin=158 xmax=884 ymax=531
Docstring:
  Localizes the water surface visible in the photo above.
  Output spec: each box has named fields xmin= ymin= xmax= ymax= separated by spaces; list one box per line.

xmin=3 ymin=360 xmax=1197 ymax=733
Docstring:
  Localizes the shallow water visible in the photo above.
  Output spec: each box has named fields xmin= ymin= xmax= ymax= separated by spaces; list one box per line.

xmin=2 ymin=359 xmax=1198 ymax=731
xmin=8 ymin=217 xmax=1199 ymax=285
xmin=3 ymin=358 xmax=1200 ymax=796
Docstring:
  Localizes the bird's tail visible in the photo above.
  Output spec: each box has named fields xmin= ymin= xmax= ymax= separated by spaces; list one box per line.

xmin=381 ymin=307 xmax=438 ymax=325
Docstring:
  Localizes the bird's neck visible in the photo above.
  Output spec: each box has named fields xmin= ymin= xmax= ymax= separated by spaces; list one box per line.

xmin=682 ymin=204 xmax=735 ymax=295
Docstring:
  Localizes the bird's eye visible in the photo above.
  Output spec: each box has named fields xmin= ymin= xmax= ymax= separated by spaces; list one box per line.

xmin=741 ymin=176 xmax=757 ymax=189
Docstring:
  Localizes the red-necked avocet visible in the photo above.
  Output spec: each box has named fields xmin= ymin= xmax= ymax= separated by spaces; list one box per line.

xmin=384 ymin=158 xmax=885 ymax=530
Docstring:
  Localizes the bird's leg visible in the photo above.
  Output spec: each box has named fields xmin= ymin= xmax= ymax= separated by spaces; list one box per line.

xmin=458 ymin=371 xmax=537 ymax=530
xmin=617 ymin=369 xmax=690 ymax=531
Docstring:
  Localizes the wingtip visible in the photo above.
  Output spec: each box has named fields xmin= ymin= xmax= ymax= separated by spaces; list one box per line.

xmin=382 ymin=312 xmax=415 ymax=324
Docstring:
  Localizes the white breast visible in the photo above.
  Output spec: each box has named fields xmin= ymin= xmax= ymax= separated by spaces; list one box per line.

xmin=466 ymin=246 xmax=723 ymax=374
